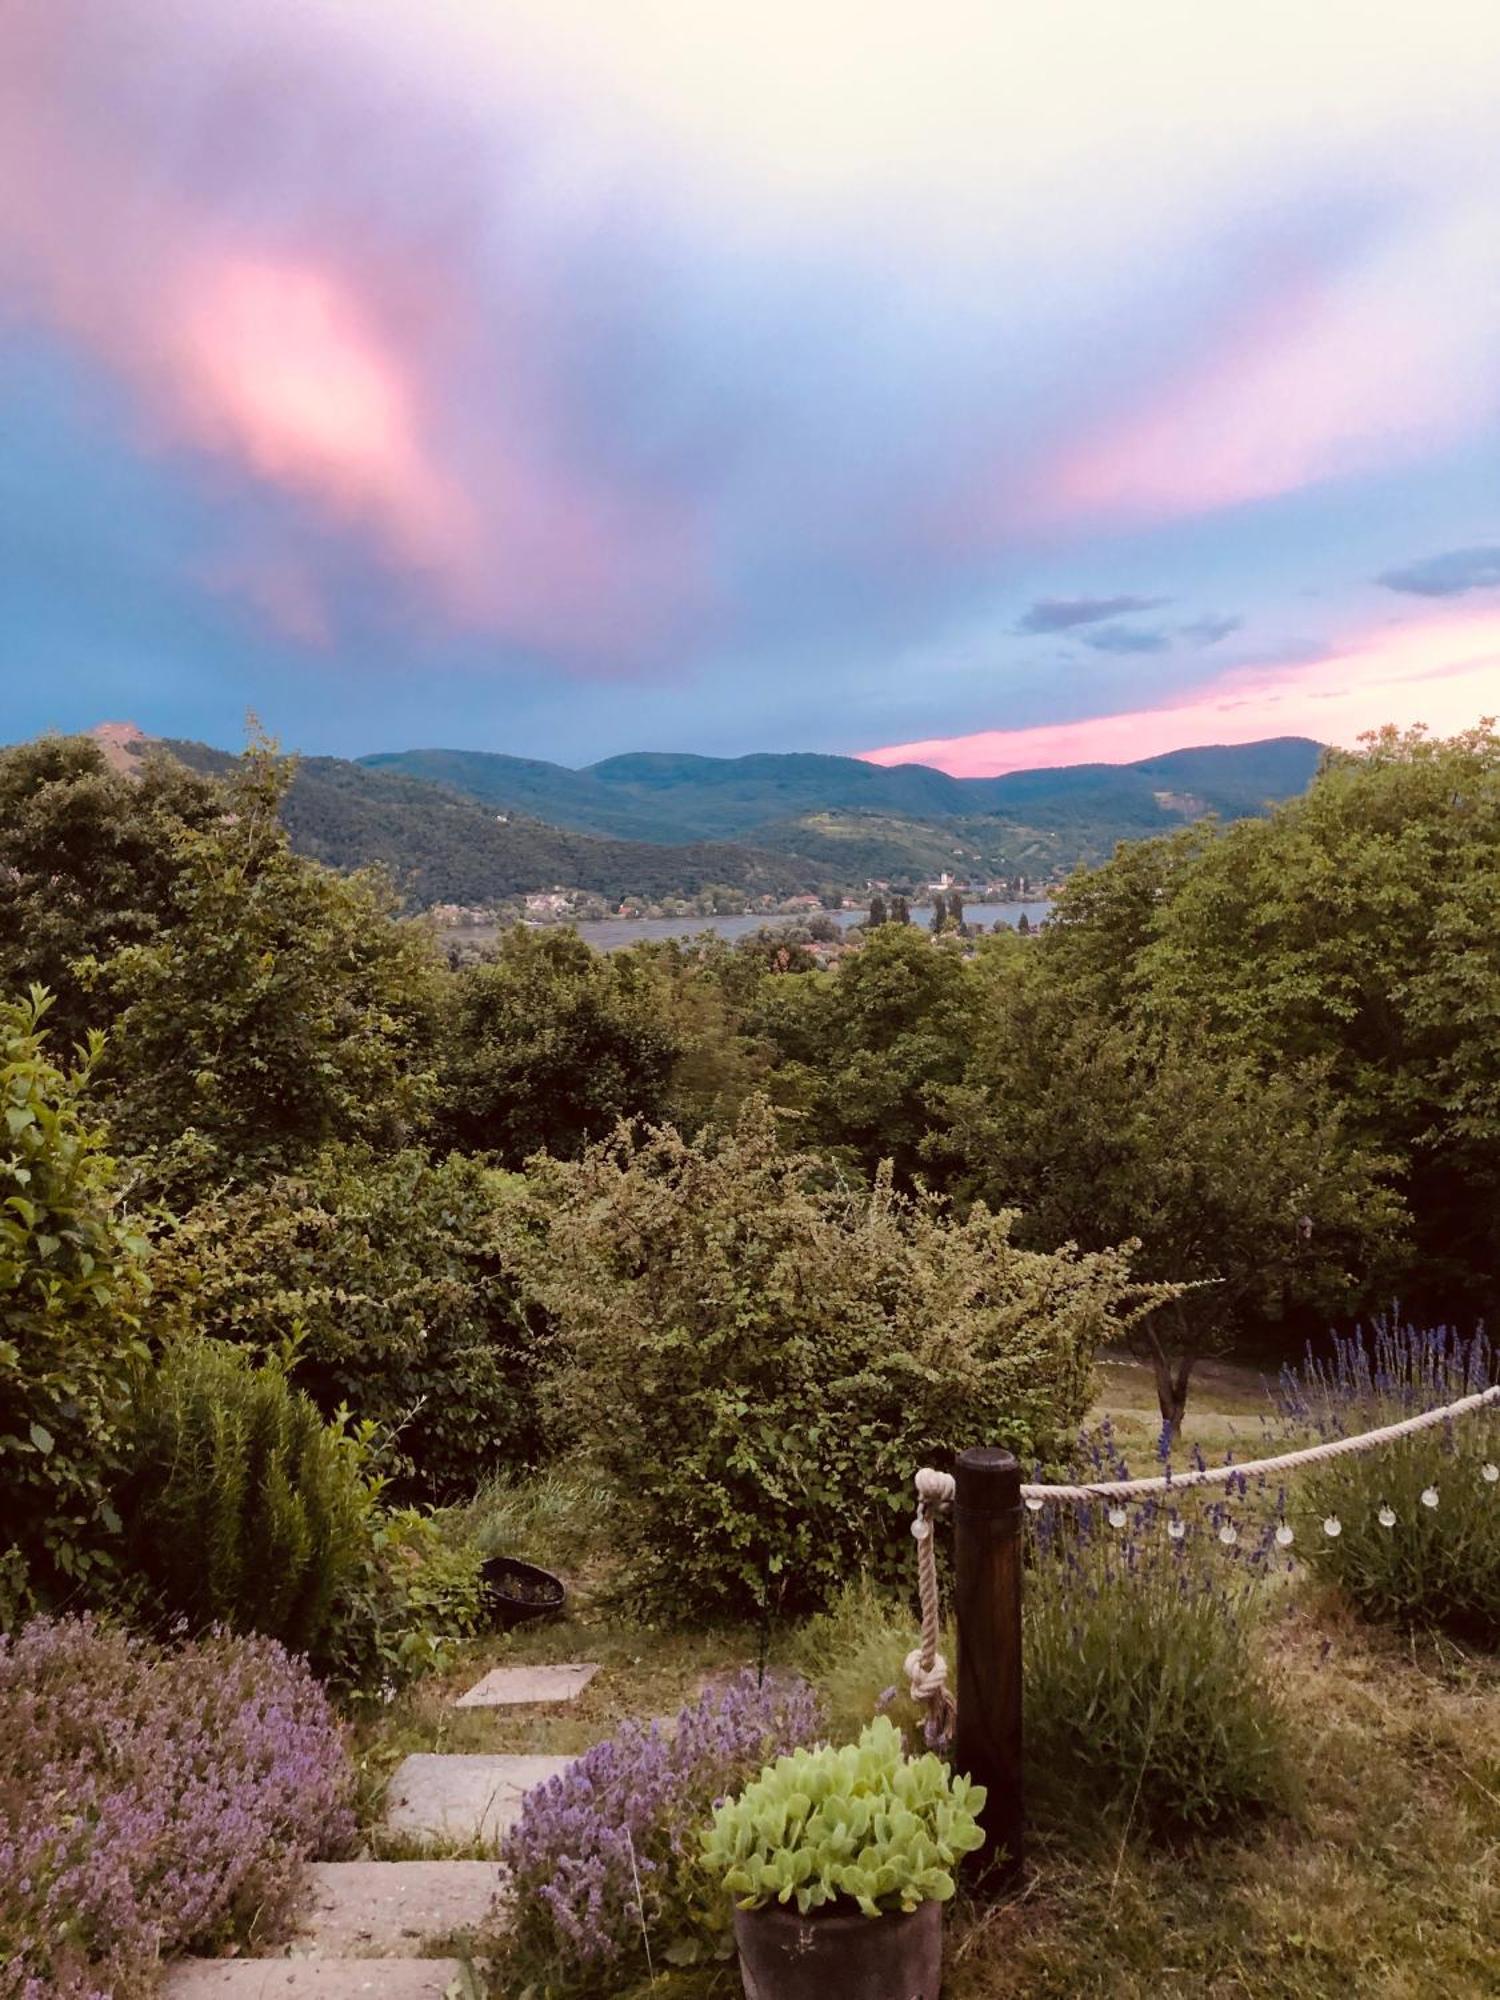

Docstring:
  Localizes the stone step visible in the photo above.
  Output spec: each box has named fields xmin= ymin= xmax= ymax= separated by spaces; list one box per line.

xmin=383 ymin=1753 xmax=571 ymax=1849
xmin=162 ymin=1960 xmax=467 ymax=1998
xmin=454 ymin=1661 xmax=599 ymax=1709
xmin=292 ymin=1861 xmax=503 ymax=1957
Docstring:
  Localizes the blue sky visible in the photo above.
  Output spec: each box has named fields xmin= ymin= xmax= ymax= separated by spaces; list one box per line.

xmin=2 ymin=2 xmax=1497 ymax=772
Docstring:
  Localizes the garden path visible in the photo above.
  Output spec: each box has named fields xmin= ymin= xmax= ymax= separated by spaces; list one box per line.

xmin=164 ymin=1665 xmax=598 ymax=1996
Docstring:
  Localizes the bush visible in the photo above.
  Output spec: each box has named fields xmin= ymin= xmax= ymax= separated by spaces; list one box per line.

xmin=1024 ymin=1480 xmax=1291 ymax=1834
xmin=150 ymin=1147 xmax=545 ymax=1502
xmin=0 ymin=988 xmax=150 ymax=1623
xmin=320 ymin=1503 xmax=487 ymax=1700
xmin=511 ymin=1099 xmax=1156 ymax=1622
xmin=1283 ymin=1321 xmax=1500 ymax=1643
xmin=116 ymin=1340 xmax=367 ymax=1656
xmin=494 ymin=1672 xmax=822 ymax=1995
xmin=0 ymin=1615 xmax=353 ymax=1998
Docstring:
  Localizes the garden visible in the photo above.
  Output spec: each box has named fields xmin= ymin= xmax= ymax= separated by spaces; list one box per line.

xmin=3 ymin=727 xmax=1500 ymax=1998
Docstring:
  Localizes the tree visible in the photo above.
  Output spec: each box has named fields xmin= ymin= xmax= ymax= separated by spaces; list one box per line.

xmin=868 ymin=894 xmax=889 ymax=929
xmin=436 ymin=926 xmax=680 ymax=1163
xmin=101 ymin=745 xmax=443 ymax=1201
xmin=890 ymin=895 xmax=911 ymax=925
xmin=947 ymin=888 xmax=967 ymax=933
xmin=754 ymin=925 xmax=980 ymax=1186
xmin=0 ymin=735 xmax=223 ymax=1050
xmin=1 ymin=989 xmax=150 ymax=1620
xmin=1016 ymin=910 xmax=1031 ymax=935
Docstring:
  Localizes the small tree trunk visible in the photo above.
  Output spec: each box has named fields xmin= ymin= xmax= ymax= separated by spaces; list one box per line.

xmin=1152 ymin=1349 xmax=1196 ymax=1430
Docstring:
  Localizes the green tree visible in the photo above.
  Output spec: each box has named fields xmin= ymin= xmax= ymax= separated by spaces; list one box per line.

xmin=756 ymin=926 xmax=980 ymax=1186
xmin=0 ymin=989 xmax=150 ymax=1620
xmin=868 ymin=893 xmax=889 ymax=928
xmin=436 ymin=927 xmax=680 ymax=1163
xmin=947 ymin=1012 xmax=1403 ymax=1425
xmin=101 ymin=745 xmax=442 ymax=1200
xmin=0 ymin=735 xmax=223 ymax=1050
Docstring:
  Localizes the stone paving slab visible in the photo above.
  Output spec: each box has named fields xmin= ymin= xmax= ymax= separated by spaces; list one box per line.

xmin=383 ymin=1753 xmax=571 ymax=1848
xmin=291 ymin=1862 xmax=502 ymax=1956
xmin=163 ymin=1960 xmax=466 ymax=1998
xmin=454 ymin=1662 xmax=599 ymax=1708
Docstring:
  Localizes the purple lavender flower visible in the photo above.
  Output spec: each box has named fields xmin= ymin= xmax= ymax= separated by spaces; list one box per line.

xmin=0 ymin=1616 xmax=354 ymax=1998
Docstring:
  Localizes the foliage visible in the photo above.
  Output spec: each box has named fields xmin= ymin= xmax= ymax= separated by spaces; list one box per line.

xmin=703 ymin=1714 xmax=985 ymax=1917
xmin=0 ymin=1615 xmax=353 ymax=2000
xmin=0 ymin=989 xmax=150 ymax=1623
xmin=0 ymin=734 xmax=224 ymax=1051
xmin=99 ymin=742 xmax=443 ymax=1202
xmin=1283 ymin=1321 xmax=1500 ymax=1643
xmin=494 ymin=1671 xmax=822 ymax=1996
xmin=510 ymin=1098 xmax=1159 ymax=1622
xmin=787 ymin=1577 xmax=939 ymax=1751
xmin=755 ymin=925 xmax=981 ymax=1185
xmin=1023 ymin=1466 xmax=1291 ymax=1834
xmin=435 ymin=926 xmax=681 ymax=1163
xmin=116 ymin=1339 xmax=368 ymax=1656
xmin=1021 ymin=725 xmax=1500 ymax=1321
xmin=319 ymin=1502 xmax=487 ymax=1700
xmin=148 ymin=1146 xmax=543 ymax=1502
xmin=948 ymin=1011 xmax=1404 ymax=1420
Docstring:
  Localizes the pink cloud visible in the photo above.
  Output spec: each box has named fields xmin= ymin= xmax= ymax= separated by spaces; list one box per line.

xmin=0 ymin=6 xmax=706 ymax=664
xmin=861 ymin=610 xmax=1500 ymax=776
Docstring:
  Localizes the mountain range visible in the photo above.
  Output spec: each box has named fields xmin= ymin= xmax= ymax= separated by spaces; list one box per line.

xmin=79 ymin=726 xmax=1325 ymax=909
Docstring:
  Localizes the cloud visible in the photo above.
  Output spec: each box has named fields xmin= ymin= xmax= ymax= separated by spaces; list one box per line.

xmin=1080 ymin=624 xmax=1174 ymax=655
xmin=1180 ymin=615 xmax=1243 ymax=646
xmin=1378 ymin=547 xmax=1500 ymax=599
xmin=859 ymin=607 xmax=1500 ymax=776
xmin=1017 ymin=594 xmax=1167 ymax=633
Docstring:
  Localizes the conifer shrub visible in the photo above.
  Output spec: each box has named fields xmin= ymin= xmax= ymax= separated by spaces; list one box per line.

xmin=510 ymin=1098 xmax=1160 ymax=1622
xmin=118 ymin=1339 xmax=366 ymax=1656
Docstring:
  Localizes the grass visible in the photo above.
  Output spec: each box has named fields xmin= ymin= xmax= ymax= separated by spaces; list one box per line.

xmin=357 ymin=1375 xmax=1500 ymax=1995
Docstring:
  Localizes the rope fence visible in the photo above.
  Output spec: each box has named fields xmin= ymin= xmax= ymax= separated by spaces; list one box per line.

xmin=905 ymin=1384 xmax=1500 ymax=1756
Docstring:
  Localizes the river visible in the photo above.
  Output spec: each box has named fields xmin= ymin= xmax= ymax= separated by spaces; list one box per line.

xmin=515 ymin=900 xmax=1056 ymax=952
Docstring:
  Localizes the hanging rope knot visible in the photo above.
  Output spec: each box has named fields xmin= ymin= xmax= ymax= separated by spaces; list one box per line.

xmin=908 ymin=1468 xmax=958 ymax=1744
xmin=904 ymin=1643 xmax=951 ymax=1704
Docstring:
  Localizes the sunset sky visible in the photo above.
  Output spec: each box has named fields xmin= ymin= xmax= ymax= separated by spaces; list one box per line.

xmin=2 ymin=2 xmax=1497 ymax=774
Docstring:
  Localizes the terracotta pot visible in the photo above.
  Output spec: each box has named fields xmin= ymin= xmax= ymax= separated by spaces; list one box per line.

xmin=733 ymin=1897 xmax=943 ymax=2000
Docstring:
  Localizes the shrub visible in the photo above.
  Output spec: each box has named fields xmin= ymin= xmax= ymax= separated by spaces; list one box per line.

xmin=117 ymin=1339 xmax=367 ymax=1656
xmin=511 ymin=1099 xmax=1157 ymax=1621
xmin=702 ymin=1714 xmax=985 ymax=1915
xmin=495 ymin=1671 xmax=823 ymax=1994
xmin=150 ymin=1147 xmax=545 ymax=1502
xmin=319 ymin=1503 xmax=487 ymax=1700
xmin=1282 ymin=1321 xmax=1500 ymax=1643
xmin=0 ymin=1615 xmax=353 ymax=1998
xmin=1024 ymin=1475 xmax=1291 ymax=1834
xmin=0 ymin=988 xmax=150 ymax=1623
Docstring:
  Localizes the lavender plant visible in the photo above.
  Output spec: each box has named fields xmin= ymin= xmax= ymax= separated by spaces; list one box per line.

xmin=1280 ymin=1320 xmax=1500 ymax=1642
xmin=0 ymin=1615 xmax=354 ymax=2000
xmin=1024 ymin=1424 xmax=1291 ymax=1832
xmin=495 ymin=1670 xmax=823 ymax=1995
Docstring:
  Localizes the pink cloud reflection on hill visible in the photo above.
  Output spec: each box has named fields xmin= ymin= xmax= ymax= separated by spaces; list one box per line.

xmin=860 ymin=611 xmax=1500 ymax=776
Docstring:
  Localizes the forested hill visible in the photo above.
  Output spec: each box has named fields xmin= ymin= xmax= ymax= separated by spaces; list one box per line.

xmin=361 ymin=737 xmax=1324 ymax=858
xmin=62 ymin=726 xmax=1323 ymax=907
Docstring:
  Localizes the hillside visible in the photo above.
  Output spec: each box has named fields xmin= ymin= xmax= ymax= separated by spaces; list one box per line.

xmin=361 ymin=737 xmax=1325 ymax=873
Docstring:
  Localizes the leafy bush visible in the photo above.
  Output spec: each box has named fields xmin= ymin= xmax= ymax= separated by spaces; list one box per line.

xmin=116 ymin=1339 xmax=367 ymax=1656
xmin=320 ymin=1502 xmax=487 ymax=1700
xmin=1024 ymin=1472 xmax=1291 ymax=1833
xmin=0 ymin=988 xmax=150 ymax=1623
xmin=150 ymin=1147 xmax=544 ymax=1502
xmin=494 ymin=1671 xmax=822 ymax=1996
xmin=1283 ymin=1321 xmax=1500 ymax=1643
xmin=703 ymin=1714 xmax=985 ymax=1916
xmin=0 ymin=1615 xmax=353 ymax=1998
xmin=512 ymin=1099 xmax=1157 ymax=1621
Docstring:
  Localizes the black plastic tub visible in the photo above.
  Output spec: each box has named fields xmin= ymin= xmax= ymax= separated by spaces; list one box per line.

xmin=481 ymin=1554 xmax=566 ymax=1629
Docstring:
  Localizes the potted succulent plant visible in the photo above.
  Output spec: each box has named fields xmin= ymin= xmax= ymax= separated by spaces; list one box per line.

xmin=701 ymin=1714 xmax=985 ymax=2000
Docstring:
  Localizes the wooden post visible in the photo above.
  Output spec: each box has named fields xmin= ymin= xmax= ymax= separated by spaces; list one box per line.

xmin=952 ymin=1445 xmax=1023 ymax=1892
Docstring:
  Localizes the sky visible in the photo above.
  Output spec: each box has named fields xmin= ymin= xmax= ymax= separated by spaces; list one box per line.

xmin=1 ymin=1 xmax=1497 ymax=775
